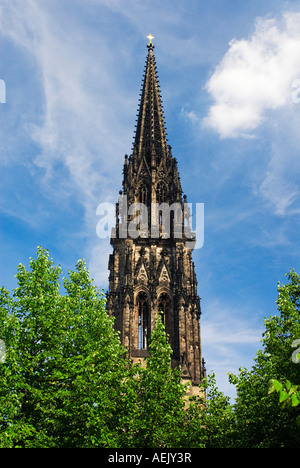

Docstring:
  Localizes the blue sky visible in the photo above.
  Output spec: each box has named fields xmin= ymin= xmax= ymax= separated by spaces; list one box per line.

xmin=1 ymin=0 xmax=300 ymax=400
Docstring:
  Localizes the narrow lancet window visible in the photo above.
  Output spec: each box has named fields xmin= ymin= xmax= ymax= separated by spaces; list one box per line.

xmin=137 ymin=292 xmax=149 ymax=349
xmin=158 ymin=293 xmax=171 ymax=339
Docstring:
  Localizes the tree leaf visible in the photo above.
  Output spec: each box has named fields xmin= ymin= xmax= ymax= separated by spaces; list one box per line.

xmin=285 ymin=380 xmax=291 ymax=391
xmin=291 ymin=393 xmax=300 ymax=407
xmin=269 ymin=379 xmax=283 ymax=393
xmin=279 ymin=390 xmax=289 ymax=403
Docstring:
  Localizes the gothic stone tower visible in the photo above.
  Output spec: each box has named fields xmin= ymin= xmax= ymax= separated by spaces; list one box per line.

xmin=107 ymin=37 xmax=205 ymax=389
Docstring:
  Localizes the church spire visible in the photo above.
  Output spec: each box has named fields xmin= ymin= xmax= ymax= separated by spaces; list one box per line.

xmin=133 ymin=36 xmax=168 ymax=167
xmin=122 ymin=38 xmax=184 ymax=209
xmin=107 ymin=38 xmax=205 ymax=391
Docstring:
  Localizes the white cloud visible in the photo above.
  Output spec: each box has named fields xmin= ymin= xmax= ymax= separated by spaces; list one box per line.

xmin=181 ymin=107 xmax=198 ymax=124
xmin=204 ymin=12 xmax=300 ymax=138
xmin=258 ymin=163 xmax=299 ymax=216
xmin=200 ymin=11 xmax=300 ymax=217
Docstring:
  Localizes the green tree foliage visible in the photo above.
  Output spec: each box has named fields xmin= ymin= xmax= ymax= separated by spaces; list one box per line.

xmin=228 ymin=269 xmax=300 ymax=447
xmin=185 ymin=269 xmax=300 ymax=448
xmin=1 ymin=249 xmax=300 ymax=448
xmin=185 ymin=373 xmax=235 ymax=448
xmin=0 ymin=248 xmax=193 ymax=448
xmin=269 ymin=378 xmax=300 ymax=419
xmin=122 ymin=313 xmax=189 ymax=448
xmin=0 ymin=247 xmax=130 ymax=448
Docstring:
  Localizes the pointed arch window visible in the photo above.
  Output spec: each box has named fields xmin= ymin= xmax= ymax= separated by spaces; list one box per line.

xmin=156 ymin=182 xmax=168 ymax=234
xmin=158 ymin=293 xmax=171 ymax=340
xmin=136 ymin=292 xmax=149 ymax=350
xmin=139 ymin=183 xmax=149 ymax=207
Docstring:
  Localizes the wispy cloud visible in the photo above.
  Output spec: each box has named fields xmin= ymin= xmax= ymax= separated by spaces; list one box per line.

xmin=1 ymin=0 xmax=213 ymax=288
xmin=201 ymin=300 xmax=264 ymax=399
xmin=1 ymin=0 xmax=138 ymax=284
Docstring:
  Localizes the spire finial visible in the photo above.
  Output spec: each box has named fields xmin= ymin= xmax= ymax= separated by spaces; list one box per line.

xmin=147 ymin=34 xmax=155 ymax=46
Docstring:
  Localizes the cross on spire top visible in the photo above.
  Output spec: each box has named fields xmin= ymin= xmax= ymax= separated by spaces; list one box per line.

xmin=147 ymin=34 xmax=155 ymax=45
